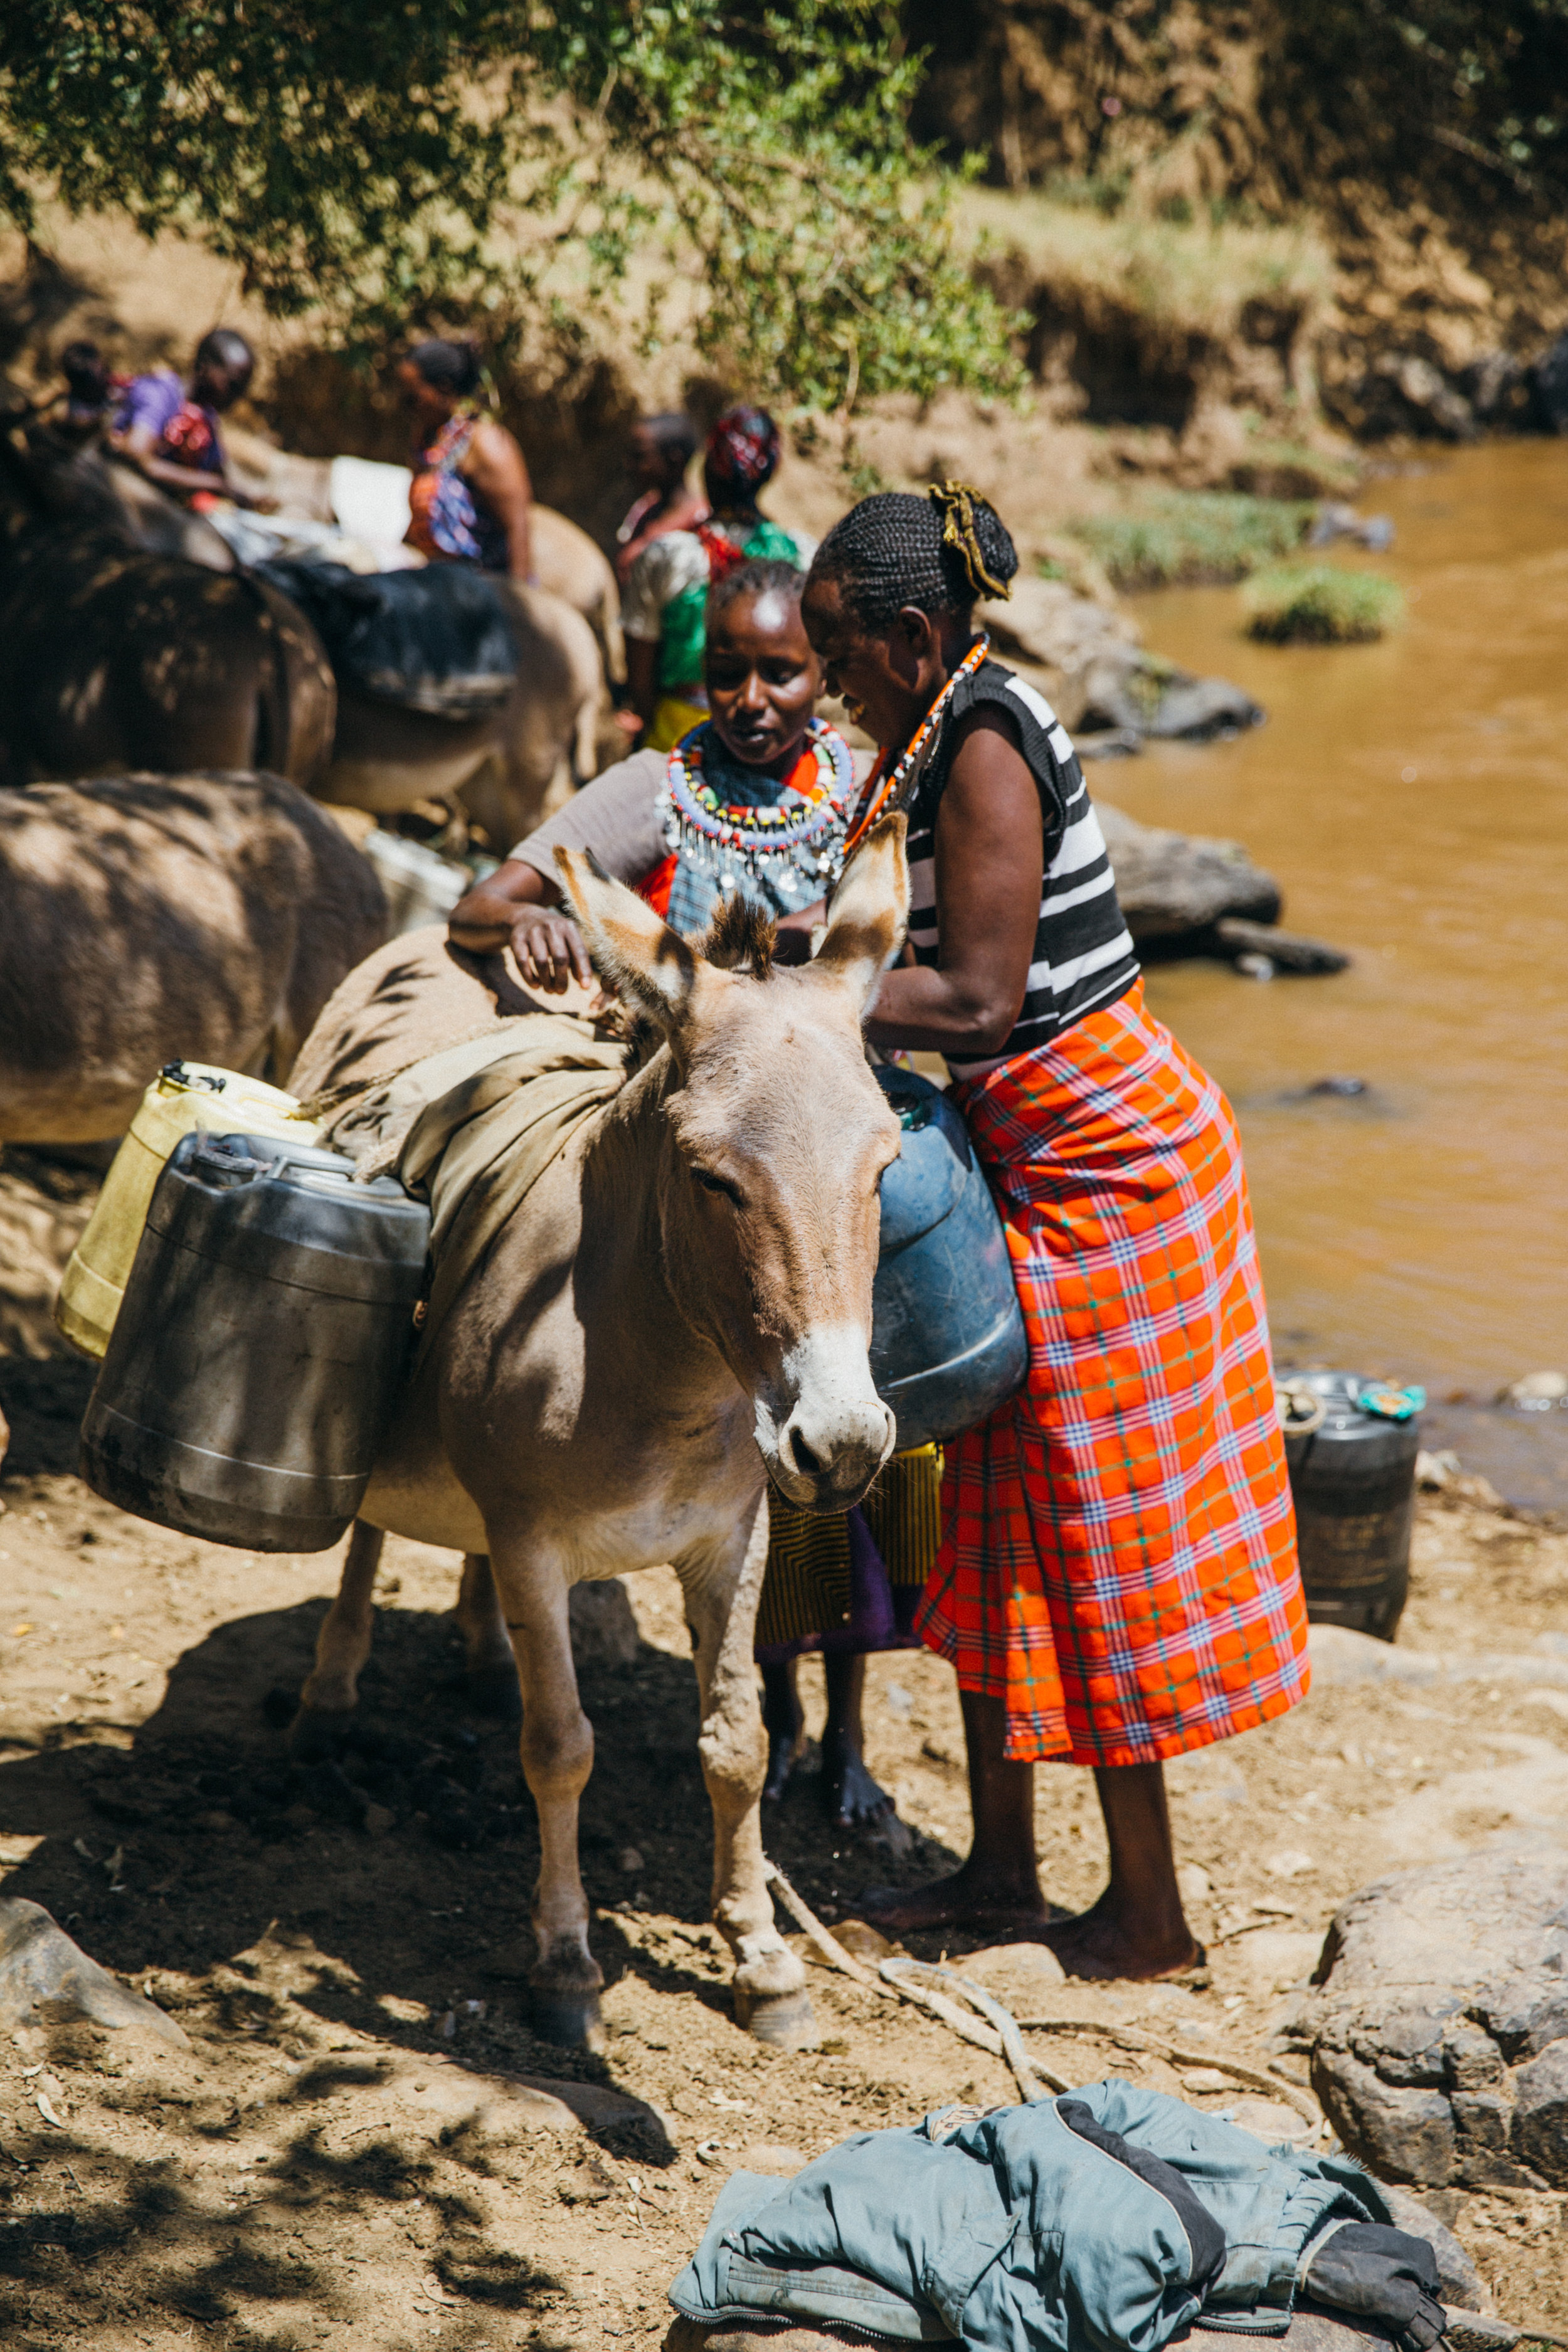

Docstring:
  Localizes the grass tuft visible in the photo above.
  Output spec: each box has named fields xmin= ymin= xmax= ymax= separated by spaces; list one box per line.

xmin=958 ymin=188 xmax=1334 ymax=337
xmin=1241 ymin=564 xmax=1404 ymax=644
xmin=1069 ymin=492 xmax=1314 ymax=590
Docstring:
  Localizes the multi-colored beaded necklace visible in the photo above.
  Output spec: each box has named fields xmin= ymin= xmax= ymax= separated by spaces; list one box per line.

xmin=659 ymin=716 xmax=858 ymax=908
xmin=844 ymin=632 xmax=990 ymax=851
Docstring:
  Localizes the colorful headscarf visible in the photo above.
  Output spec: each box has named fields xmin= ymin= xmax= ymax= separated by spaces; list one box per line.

xmin=705 ymin=406 xmax=781 ymax=502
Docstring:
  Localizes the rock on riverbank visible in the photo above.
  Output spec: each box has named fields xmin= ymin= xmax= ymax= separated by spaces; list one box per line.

xmin=1093 ymin=800 xmax=1347 ymax=972
xmin=979 ymin=576 xmax=1264 ymax=747
xmin=1305 ymin=1851 xmax=1568 ymax=2191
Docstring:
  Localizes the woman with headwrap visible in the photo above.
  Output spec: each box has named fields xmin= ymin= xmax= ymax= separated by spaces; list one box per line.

xmin=622 ymin=405 xmax=815 ymax=753
xmin=400 ymin=339 xmax=534 ymax=582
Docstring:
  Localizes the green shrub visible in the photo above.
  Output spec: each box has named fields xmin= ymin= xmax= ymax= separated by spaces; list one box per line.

xmin=1241 ymin=565 xmax=1404 ymax=644
xmin=1069 ymin=493 xmax=1314 ymax=590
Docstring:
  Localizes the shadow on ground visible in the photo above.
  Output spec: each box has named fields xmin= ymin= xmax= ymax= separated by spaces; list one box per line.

xmin=0 ymin=1590 xmax=957 ymax=2080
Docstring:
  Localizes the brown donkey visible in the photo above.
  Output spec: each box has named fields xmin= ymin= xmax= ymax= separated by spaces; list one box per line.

xmin=288 ymin=819 xmax=909 ymax=2047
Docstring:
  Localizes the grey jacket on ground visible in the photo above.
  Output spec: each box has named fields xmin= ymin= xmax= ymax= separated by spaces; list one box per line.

xmin=669 ymin=2080 xmax=1392 ymax=2352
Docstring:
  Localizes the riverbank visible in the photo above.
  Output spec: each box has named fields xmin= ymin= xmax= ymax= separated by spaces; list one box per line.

xmin=1101 ymin=439 xmax=1568 ymax=1454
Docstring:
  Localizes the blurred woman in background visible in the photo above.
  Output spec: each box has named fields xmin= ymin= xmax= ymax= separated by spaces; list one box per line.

xmin=622 ymin=406 xmax=814 ymax=752
xmin=400 ymin=339 xmax=534 ymax=583
xmin=110 ymin=328 xmax=265 ymax=509
xmin=615 ymin=411 xmax=705 ymax=584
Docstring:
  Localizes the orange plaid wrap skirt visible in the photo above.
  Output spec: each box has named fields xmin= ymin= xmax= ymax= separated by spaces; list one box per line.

xmin=916 ymin=980 xmax=1308 ymax=1765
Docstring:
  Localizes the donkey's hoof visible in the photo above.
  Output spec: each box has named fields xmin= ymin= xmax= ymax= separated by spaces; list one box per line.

xmin=530 ymin=1986 xmax=606 ymax=2051
xmin=288 ymin=1705 xmax=354 ymax=1762
xmin=465 ymin=1663 xmax=522 ymax=1722
xmin=734 ymin=1983 xmax=818 ymax=2051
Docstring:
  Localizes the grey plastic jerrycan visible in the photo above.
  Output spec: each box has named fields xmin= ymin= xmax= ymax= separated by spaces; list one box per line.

xmin=1282 ymin=1369 xmax=1422 ymax=1641
xmin=871 ymin=1067 xmax=1027 ymax=1448
xmin=80 ymin=1131 xmax=430 ymax=1552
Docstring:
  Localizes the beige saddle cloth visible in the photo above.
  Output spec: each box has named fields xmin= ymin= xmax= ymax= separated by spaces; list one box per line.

xmin=314 ymin=1011 xmax=635 ymax=1367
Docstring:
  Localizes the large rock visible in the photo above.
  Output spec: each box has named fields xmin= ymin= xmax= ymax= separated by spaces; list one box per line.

xmin=0 ymin=1897 xmax=188 ymax=2044
xmin=977 ymin=576 xmax=1139 ymax=734
xmin=1302 ymin=1850 xmax=1568 ymax=2189
xmin=977 ymin=579 xmax=1263 ymax=744
xmin=1095 ymin=801 xmax=1281 ymax=936
xmin=1371 ymin=353 xmax=1478 ymax=442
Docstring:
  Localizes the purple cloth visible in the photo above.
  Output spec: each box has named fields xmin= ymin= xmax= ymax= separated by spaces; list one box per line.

xmin=114 ymin=372 xmax=223 ymax=472
xmin=755 ymin=1509 xmax=924 ymax=1668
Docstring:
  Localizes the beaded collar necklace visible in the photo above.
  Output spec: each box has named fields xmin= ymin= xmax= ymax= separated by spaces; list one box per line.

xmin=659 ymin=716 xmax=858 ymax=899
xmin=844 ymin=632 xmax=990 ymax=851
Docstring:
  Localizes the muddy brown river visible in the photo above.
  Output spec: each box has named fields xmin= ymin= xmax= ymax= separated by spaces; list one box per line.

xmin=1112 ymin=442 xmax=1568 ymax=1502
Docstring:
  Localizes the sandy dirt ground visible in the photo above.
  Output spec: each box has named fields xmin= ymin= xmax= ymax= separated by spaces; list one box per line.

xmin=1 ymin=1330 xmax=1566 ymax=2352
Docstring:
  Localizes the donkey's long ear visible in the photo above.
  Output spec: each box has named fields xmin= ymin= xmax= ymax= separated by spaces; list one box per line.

xmin=810 ymin=815 xmax=910 ymax=1017
xmin=555 ymin=847 xmax=702 ymax=1032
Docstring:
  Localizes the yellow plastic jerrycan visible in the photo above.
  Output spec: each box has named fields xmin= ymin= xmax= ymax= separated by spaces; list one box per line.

xmin=56 ymin=1061 xmax=321 ymax=1358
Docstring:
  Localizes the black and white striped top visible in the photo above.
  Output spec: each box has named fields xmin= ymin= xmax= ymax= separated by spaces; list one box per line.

xmin=902 ymin=658 xmax=1139 ymax=1076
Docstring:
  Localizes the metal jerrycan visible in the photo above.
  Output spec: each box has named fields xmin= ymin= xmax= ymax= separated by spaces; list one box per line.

xmin=870 ymin=1066 xmax=1027 ymax=1449
xmin=80 ymin=1131 xmax=430 ymax=1554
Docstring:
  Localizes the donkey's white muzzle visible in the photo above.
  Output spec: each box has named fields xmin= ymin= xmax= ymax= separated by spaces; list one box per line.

xmin=755 ymin=1324 xmax=896 ymax=1513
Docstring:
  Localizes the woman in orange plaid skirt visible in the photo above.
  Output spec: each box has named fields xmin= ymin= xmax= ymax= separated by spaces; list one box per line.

xmin=803 ymin=489 xmax=1308 ymax=1978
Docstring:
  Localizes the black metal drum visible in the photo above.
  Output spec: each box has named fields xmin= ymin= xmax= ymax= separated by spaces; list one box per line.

xmin=1283 ymin=1370 xmax=1422 ymax=1641
xmin=80 ymin=1131 xmax=430 ymax=1552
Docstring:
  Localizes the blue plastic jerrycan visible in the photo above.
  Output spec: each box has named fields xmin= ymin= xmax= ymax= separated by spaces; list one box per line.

xmin=871 ymin=1067 xmax=1028 ymax=1448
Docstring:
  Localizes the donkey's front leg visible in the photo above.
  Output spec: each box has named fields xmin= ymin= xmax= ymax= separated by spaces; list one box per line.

xmin=680 ymin=1499 xmax=815 ymax=2050
xmin=489 ymin=1532 xmax=603 ymax=2048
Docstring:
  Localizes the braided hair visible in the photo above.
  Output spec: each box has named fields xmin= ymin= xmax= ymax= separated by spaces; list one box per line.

xmin=706 ymin=555 xmax=803 ymax=624
xmin=809 ymin=484 xmax=1018 ymax=629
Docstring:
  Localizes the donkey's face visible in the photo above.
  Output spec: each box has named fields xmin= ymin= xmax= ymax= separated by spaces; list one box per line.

xmin=559 ymin=820 xmax=909 ymax=1512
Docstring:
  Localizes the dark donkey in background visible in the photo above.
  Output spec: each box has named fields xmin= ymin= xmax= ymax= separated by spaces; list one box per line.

xmin=0 ymin=421 xmax=336 ymax=791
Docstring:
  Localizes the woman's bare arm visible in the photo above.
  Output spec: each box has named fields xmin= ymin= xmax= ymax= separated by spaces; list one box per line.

xmin=110 ymin=423 xmax=258 ymax=506
xmin=448 ymin=857 xmax=596 ymax=991
xmin=865 ymin=713 xmax=1043 ymax=1059
xmin=464 ymin=419 xmax=534 ymax=581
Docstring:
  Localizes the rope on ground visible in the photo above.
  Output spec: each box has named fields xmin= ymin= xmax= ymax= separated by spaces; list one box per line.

xmin=1013 ymin=2015 xmax=1320 ymax=2126
xmin=875 ymin=1960 xmax=1007 ymax=2062
xmin=762 ymin=1861 xmax=885 ymax=1992
xmin=760 ymin=1864 xmax=1320 ymax=2125
xmin=761 ymin=1864 xmax=989 ymax=2054
xmin=882 ymin=1957 xmax=1069 ymax=2100
xmin=760 ymin=1862 xmax=1059 ymax=2095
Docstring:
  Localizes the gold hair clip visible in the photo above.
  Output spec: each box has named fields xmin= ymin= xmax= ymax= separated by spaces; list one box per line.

xmin=928 ymin=480 xmax=1012 ymax=601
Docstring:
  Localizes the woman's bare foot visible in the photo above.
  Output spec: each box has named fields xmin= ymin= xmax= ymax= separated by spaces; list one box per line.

xmin=1039 ymin=1888 xmax=1202 ymax=1981
xmin=856 ymin=1860 xmax=1059 ymax=1941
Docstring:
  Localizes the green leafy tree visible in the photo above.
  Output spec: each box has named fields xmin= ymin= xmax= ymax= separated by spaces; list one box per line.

xmin=0 ymin=0 xmax=1024 ymax=412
